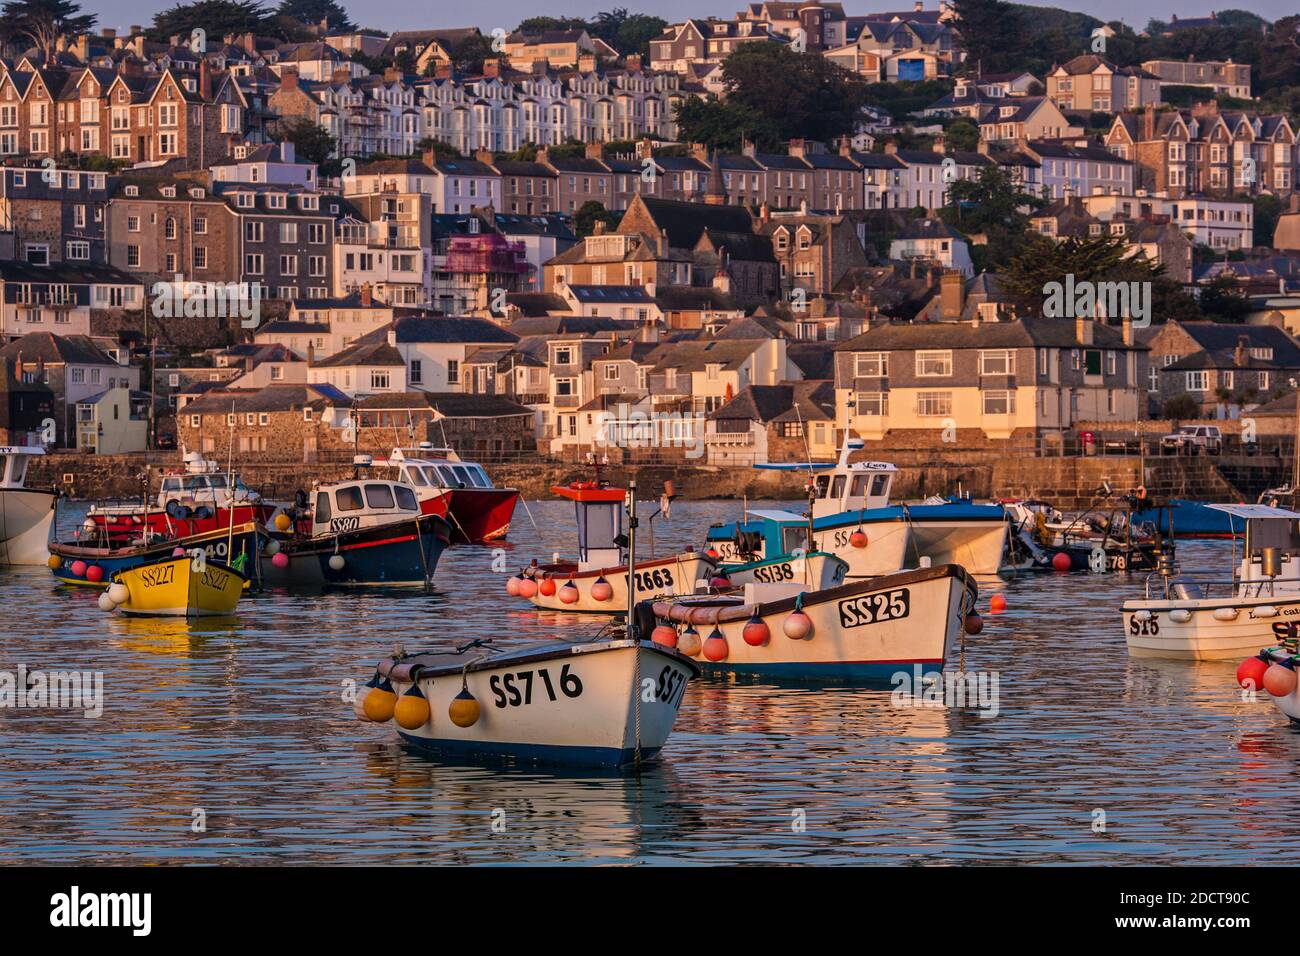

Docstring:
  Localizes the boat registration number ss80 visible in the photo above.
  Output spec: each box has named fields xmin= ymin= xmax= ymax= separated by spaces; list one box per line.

xmin=837 ymin=588 xmax=910 ymax=628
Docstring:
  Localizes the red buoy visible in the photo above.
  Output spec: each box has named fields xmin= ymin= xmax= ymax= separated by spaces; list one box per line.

xmin=849 ymin=528 xmax=868 ymax=549
xmin=989 ymin=594 xmax=1007 ymax=613
xmin=1237 ymin=656 xmax=1270 ymax=691
xmin=1264 ymin=663 xmax=1298 ymax=697
xmin=743 ymin=613 xmax=770 ymax=646
xmin=651 ymin=625 xmax=678 ymax=648
xmin=1051 ymin=552 xmax=1072 ymax=572
xmin=70 ymin=560 xmax=87 ymax=577
xmin=964 ymin=613 xmax=983 ymax=635
xmin=539 ymin=577 xmax=557 ymax=597
xmin=86 ymin=565 xmax=104 ymax=583
xmin=710 ymin=575 xmax=731 ymax=589
xmin=703 ymin=627 xmax=729 ymax=661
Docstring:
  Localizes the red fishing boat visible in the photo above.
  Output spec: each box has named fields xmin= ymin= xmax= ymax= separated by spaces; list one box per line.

xmin=379 ymin=445 xmax=518 ymax=544
xmin=85 ymin=450 xmax=276 ymax=540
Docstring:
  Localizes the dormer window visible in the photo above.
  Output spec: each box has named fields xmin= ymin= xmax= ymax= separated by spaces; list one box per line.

xmin=235 ymin=192 xmax=254 ymax=208
xmin=161 ymin=185 xmax=176 ymax=198
xmin=124 ymin=185 xmax=138 ymax=196
xmin=268 ymin=193 xmax=286 ymax=209
xmin=189 ymin=187 xmax=205 ymax=199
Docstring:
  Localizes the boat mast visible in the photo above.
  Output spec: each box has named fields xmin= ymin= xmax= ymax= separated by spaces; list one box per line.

xmin=626 ymin=476 xmax=637 ymax=640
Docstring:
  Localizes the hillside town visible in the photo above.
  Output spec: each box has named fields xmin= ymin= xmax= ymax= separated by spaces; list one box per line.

xmin=0 ymin=0 xmax=1298 ymax=474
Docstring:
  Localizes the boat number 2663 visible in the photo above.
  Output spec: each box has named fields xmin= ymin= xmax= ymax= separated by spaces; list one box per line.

xmin=490 ymin=664 xmax=583 ymax=708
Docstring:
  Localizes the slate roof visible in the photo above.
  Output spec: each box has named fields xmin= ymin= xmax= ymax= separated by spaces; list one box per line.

xmin=0 ymin=332 xmax=119 ymax=366
xmin=311 ymin=341 xmax=405 ymax=368
xmin=388 ymin=316 xmax=519 ymax=345
xmin=356 ymin=392 xmax=533 ymax=418
xmin=835 ymin=318 xmax=1143 ymax=351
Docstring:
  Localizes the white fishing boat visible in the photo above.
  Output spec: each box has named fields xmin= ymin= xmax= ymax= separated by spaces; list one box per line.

xmin=720 ymin=550 xmax=848 ymax=592
xmin=358 ymin=476 xmax=698 ymax=769
xmin=710 ymin=436 xmax=1010 ymax=575
xmin=644 ymin=561 xmax=979 ymax=682
xmin=0 ymin=445 xmax=55 ymax=566
xmin=508 ymin=473 xmax=714 ymax=612
xmin=1122 ymin=504 xmax=1300 ymax=660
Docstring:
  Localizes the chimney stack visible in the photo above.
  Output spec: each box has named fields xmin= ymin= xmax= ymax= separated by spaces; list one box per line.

xmin=280 ymin=68 xmax=299 ymax=91
xmin=625 ymin=53 xmax=642 ymax=71
xmin=360 ymin=284 xmax=373 ymax=307
xmin=585 ymin=141 xmax=603 ymax=161
xmin=482 ymin=58 xmax=499 ymax=77
xmin=940 ymin=270 xmax=964 ymax=321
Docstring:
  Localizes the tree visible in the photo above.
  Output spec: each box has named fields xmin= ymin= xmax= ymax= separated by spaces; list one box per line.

xmin=149 ymin=1 xmax=270 ymax=43
xmin=943 ymin=118 xmax=979 ymax=152
xmin=1197 ymin=273 xmax=1252 ymax=323
xmin=575 ymin=200 xmax=620 ymax=238
xmin=448 ymin=33 xmax=495 ymax=75
xmin=951 ymin=0 xmax=1023 ymax=75
xmin=1253 ymin=194 xmax=1283 ymax=248
xmin=1162 ymin=394 xmax=1199 ymax=420
xmin=276 ymin=117 xmax=336 ymax=171
xmin=940 ymin=166 xmax=1042 ymax=270
xmin=276 ymin=0 xmax=353 ymax=32
xmin=0 ymin=0 xmax=94 ymax=62
xmin=1000 ymin=233 xmax=1166 ymax=316
xmin=673 ymin=97 xmax=778 ymax=152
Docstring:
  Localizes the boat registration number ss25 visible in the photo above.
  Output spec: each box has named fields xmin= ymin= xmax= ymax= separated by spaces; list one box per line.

xmin=837 ymin=588 xmax=910 ymax=628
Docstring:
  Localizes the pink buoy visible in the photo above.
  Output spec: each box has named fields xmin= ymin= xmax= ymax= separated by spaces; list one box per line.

xmin=783 ymin=610 xmax=813 ymax=640
xmin=678 ymin=626 xmax=702 ymax=658
xmin=85 ymin=565 xmax=104 ymax=583
xmin=710 ymin=575 xmax=731 ymax=590
xmin=1264 ymin=663 xmax=1298 ymax=697
xmin=506 ymin=576 xmax=522 ymax=597
xmin=590 ymin=577 xmax=613 ymax=602
xmin=70 ymin=560 xmax=87 ymax=577
xmin=173 ymin=547 xmax=186 ymax=557
xmin=271 ymin=551 xmax=290 ymax=569
xmin=558 ymin=581 xmax=580 ymax=604
xmin=517 ymin=577 xmax=537 ymax=598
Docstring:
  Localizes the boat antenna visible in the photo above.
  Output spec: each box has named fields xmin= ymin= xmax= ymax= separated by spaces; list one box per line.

xmin=626 ymin=475 xmax=638 ymax=641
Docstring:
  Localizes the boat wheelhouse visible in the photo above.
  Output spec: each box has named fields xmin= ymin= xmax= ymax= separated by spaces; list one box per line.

xmin=379 ymin=444 xmax=518 ymax=543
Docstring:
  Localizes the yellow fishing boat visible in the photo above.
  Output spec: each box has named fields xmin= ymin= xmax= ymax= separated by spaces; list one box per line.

xmin=102 ymin=554 xmax=246 ymax=617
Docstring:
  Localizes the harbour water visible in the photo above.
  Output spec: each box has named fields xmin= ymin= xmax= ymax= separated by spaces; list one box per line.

xmin=2 ymin=500 xmax=1299 ymax=865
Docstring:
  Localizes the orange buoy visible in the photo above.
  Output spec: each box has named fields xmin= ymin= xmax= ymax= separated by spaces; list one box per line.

xmin=362 ymin=677 xmax=397 ymax=722
xmin=849 ymin=528 xmax=868 ymax=549
xmin=558 ymin=580 xmax=580 ymax=604
xmin=394 ymin=682 xmax=432 ymax=729
xmin=651 ymin=624 xmax=679 ymax=648
xmin=678 ymin=625 xmax=702 ymax=657
xmin=539 ymin=577 xmax=557 ymax=597
xmin=702 ymin=627 xmax=729 ymax=661
xmin=448 ymin=680 xmax=481 ymax=728
xmin=1237 ymin=656 xmax=1270 ymax=691
xmin=742 ymin=612 xmax=770 ymax=646
xmin=590 ymin=577 xmax=613 ymax=602
xmin=517 ymin=577 xmax=537 ymax=598
xmin=989 ymin=594 xmax=1007 ymax=613
xmin=783 ymin=610 xmax=813 ymax=640
xmin=1263 ymin=663 xmax=1298 ymax=697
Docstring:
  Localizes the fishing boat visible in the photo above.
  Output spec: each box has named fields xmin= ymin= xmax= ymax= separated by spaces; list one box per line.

xmin=378 ymin=444 xmax=519 ymax=543
xmin=642 ymin=561 xmax=979 ymax=682
xmin=86 ymin=449 xmax=275 ymax=539
xmin=356 ymin=475 xmax=698 ymax=769
xmin=711 ymin=437 xmax=1010 ymax=575
xmin=0 ymin=445 xmax=55 ymax=566
xmin=49 ymin=521 xmax=265 ymax=587
xmin=100 ymin=552 xmax=247 ymax=617
xmin=508 ymin=472 xmax=714 ymax=612
xmin=262 ymin=470 xmax=451 ymax=587
xmin=1004 ymin=494 xmax=1162 ymax=573
xmin=1122 ymin=504 xmax=1300 ymax=660
xmin=720 ymin=550 xmax=848 ymax=591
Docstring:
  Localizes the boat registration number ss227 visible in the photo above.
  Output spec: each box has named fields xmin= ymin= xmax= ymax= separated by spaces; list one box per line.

xmin=837 ymin=587 xmax=910 ymax=628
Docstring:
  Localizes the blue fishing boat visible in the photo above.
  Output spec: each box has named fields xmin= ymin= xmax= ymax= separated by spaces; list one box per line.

xmin=49 ymin=521 xmax=267 ymax=587
xmin=1128 ymin=498 xmax=1251 ymax=538
xmin=261 ymin=474 xmax=451 ymax=588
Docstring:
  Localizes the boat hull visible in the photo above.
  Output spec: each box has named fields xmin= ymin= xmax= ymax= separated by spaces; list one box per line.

xmin=520 ymin=552 xmax=714 ymax=613
xmin=906 ymin=517 xmax=1009 ymax=575
xmin=721 ymin=551 xmax=847 ymax=591
xmin=1260 ymin=649 xmax=1300 ymax=722
xmin=1122 ymin=595 xmax=1300 ymax=660
xmin=111 ymin=555 xmax=246 ymax=617
xmin=0 ymin=487 xmax=55 ymax=566
xmin=50 ymin=523 xmax=263 ymax=587
xmin=262 ymin=513 xmax=450 ymax=587
xmin=88 ymin=504 xmax=276 ymax=540
xmin=650 ymin=563 xmax=976 ymax=682
xmin=444 ymin=487 xmax=519 ymax=544
xmin=380 ymin=640 xmax=696 ymax=769
xmin=1129 ymin=500 xmax=1241 ymax=539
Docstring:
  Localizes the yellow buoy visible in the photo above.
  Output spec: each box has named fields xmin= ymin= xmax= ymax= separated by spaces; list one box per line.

xmin=448 ymin=680 xmax=481 ymax=728
xmin=274 ymin=512 xmax=292 ymax=532
xmin=46 ymin=554 xmax=61 ymax=570
xmin=394 ymin=681 xmax=431 ymax=729
xmin=363 ymin=678 xmax=398 ymax=722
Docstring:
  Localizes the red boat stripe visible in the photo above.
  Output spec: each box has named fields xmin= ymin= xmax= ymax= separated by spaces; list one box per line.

xmin=343 ymin=534 xmax=417 ymax=551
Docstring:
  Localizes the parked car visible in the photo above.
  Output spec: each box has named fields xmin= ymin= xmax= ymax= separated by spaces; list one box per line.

xmin=1160 ymin=425 xmax=1223 ymax=455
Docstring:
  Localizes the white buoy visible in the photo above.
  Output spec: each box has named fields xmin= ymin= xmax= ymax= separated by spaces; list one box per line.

xmin=97 ymin=592 xmax=117 ymax=612
xmin=107 ymin=582 xmax=129 ymax=605
xmin=1213 ymin=607 xmax=1239 ymax=621
xmin=265 ymin=539 xmax=281 ymax=556
xmin=1253 ymin=606 xmax=1279 ymax=619
xmin=82 ymin=519 xmax=96 ymax=534
xmin=1169 ymin=608 xmax=1193 ymax=623
xmin=1134 ymin=609 xmax=1153 ymax=621
xmin=329 ymin=554 xmax=345 ymax=571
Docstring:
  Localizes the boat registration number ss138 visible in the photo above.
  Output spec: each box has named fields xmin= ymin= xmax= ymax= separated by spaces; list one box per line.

xmin=837 ymin=587 xmax=910 ymax=628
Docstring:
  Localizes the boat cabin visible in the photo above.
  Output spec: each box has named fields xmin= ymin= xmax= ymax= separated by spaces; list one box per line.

xmin=158 ymin=450 xmax=261 ymax=508
xmin=0 ymin=445 xmax=42 ymax=489
xmin=1212 ymin=504 xmax=1300 ymax=590
xmin=552 ymin=481 xmax=626 ymax=569
xmin=384 ymin=445 xmax=498 ymax=491
xmin=311 ymin=478 xmax=421 ymax=536
xmin=707 ymin=510 xmax=810 ymax=562
xmin=753 ymin=437 xmax=897 ymax=519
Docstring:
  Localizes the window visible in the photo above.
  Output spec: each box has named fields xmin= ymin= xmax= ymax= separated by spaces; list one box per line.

xmin=370 ymin=370 xmax=390 ymax=390
xmin=245 ymin=254 xmax=263 ymax=274
xmin=1148 ymin=365 xmax=1159 ymax=392
xmin=916 ymin=391 xmax=952 ymax=417
xmin=915 ymin=350 xmax=952 ymax=377
xmin=979 ymin=350 xmax=1014 ymax=375
xmin=194 ymin=247 xmax=207 ymax=269
xmin=982 ymin=390 xmax=1015 ymax=415
xmin=781 ymin=422 xmax=804 ymax=438
xmin=335 ymin=486 xmax=363 ymax=511
xmin=279 ymin=223 xmax=297 ymax=243
xmin=447 ymin=360 xmax=459 ymax=385
xmin=245 ymin=221 xmax=263 ymax=242
xmin=194 ymin=216 xmax=207 ymax=235
xmin=410 ymin=360 xmax=422 ymax=384
xmin=1084 ymin=349 xmax=1102 ymax=376
xmin=854 ymin=352 xmax=888 ymax=377
xmin=855 ymin=392 xmax=887 ymax=416
xmin=127 ymin=245 xmax=140 ymax=267
xmin=1186 ymin=370 xmax=1207 ymax=391
xmin=365 ymin=484 xmax=396 ymax=509
xmin=66 ymin=240 xmax=90 ymax=260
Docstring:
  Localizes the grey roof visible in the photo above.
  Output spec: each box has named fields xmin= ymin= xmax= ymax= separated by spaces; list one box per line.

xmin=388 ymin=316 xmax=518 ymax=345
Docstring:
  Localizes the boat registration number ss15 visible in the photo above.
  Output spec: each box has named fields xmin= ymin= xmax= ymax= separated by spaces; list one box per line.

xmin=837 ymin=587 xmax=910 ymax=628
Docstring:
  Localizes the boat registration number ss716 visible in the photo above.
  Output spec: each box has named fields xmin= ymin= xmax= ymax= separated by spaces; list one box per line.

xmin=491 ymin=663 xmax=584 ymax=708
xmin=837 ymin=587 xmax=910 ymax=628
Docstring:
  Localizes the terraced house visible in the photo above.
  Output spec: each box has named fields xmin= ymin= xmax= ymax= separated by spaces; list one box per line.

xmin=833 ymin=317 xmax=1146 ymax=445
